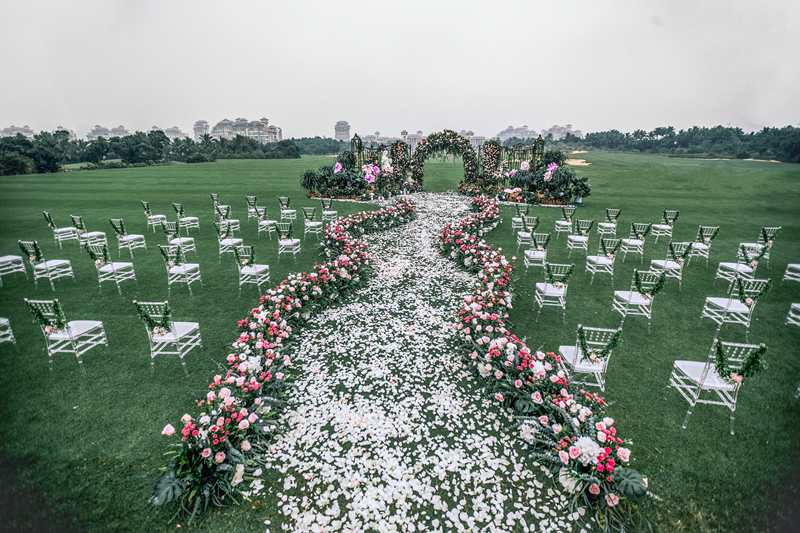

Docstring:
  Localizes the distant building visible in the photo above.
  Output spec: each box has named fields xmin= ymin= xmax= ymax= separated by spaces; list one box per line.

xmin=193 ymin=120 xmax=209 ymax=142
xmin=496 ymin=125 xmax=538 ymax=142
xmin=163 ymin=126 xmax=189 ymax=140
xmin=459 ymin=130 xmax=486 ymax=151
xmin=52 ymin=127 xmax=78 ymax=141
xmin=209 ymin=117 xmax=281 ymax=143
xmin=110 ymin=125 xmax=130 ymax=138
xmin=86 ymin=125 xmax=111 ymax=141
xmin=539 ymin=124 xmax=582 ymax=140
xmin=334 ymin=121 xmax=350 ymax=142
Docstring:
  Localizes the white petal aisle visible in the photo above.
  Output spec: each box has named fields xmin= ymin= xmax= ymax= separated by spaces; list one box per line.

xmin=262 ymin=193 xmax=591 ymax=533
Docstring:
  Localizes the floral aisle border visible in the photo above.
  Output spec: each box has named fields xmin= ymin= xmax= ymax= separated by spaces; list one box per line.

xmin=438 ymin=196 xmax=652 ymax=531
xmin=153 ymin=199 xmax=417 ymax=522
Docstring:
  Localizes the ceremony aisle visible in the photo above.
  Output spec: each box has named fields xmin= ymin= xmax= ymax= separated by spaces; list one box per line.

xmin=259 ymin=193 xmax=588 ymax=533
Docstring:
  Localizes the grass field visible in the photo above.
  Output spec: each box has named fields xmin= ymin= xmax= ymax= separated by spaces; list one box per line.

xmin=0 ymin=153 xmax=799 ymax=532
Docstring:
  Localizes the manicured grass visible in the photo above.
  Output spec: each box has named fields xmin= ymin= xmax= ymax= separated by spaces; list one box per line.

xmin=480 ymin=153 xmax=800 ymax=532
xmin=1 ymin=154 xmax=798 ymax=532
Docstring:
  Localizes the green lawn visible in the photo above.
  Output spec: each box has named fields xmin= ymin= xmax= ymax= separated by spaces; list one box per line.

xmin=0 ymin=154 xmax=799 ymax=532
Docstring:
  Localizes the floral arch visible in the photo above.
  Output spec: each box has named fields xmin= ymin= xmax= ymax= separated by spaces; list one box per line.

xmin=409 ymin=130 xmax=478 ymax=186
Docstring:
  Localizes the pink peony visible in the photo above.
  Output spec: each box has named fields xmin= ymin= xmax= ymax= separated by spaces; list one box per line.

xmin=495 ymin=393 xmax=504 ymax=402
xmin=589 ymin=483 xmax=601 ymax=495
xmin=238 ymin=419 xmax=250 ymax=430
xmin=552 ymin=424 xmax=563 ymax=434
xmin=515 ymin=379 xmax=523 ymax=388
xmin=617 ymin=447 xmax=631 ymax=462
xmin=162 ymin=424 xmax=175 ymax=436
xmin=495 ymin=370 xmax=503 ymax=379
xmin=539 ymin=415 xmax=549 ymax=425
xmin=223 ymin=396 xmax=235 ymax=406
xmin=207 ymin=391 xmax=216 ymax=402
xmin=531 ymin=391 xmax=543 ymax=404
xmin=559 ymin=450 xmax=570 ymax=464
xmin=605 ymin=493 xmax=620 ymax=507
xmin=181 ymin=414 xmax=191 ymax=424
xmin=201 ymin=448 xmax=212 ymax=458
xmin=215 ymin=452 xmax=226 ymax=464
xmin=248 ymin=413 xmax=258 ymax=423
xmin=334 ymin=162 xmax=342 ymax=173
xmin=569 ymin=446 xmax=581 ymax=459
xmin=219 ymin=387 xmax=231 ymax=399
xmin=240 ymin=440 xmax=251 ymax=452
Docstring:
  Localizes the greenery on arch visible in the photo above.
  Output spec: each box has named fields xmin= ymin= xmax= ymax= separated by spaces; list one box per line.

xmin=409 ymin=130 xmax=478 ymax=186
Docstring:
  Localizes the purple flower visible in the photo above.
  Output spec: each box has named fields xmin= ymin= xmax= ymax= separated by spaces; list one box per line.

xmin=334 ymin=162 xmax=342 ymax=173
xmin=547 ymin=162 xmax=558 ymax=172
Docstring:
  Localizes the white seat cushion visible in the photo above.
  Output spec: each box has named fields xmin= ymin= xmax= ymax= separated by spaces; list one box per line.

xmin=621 ymin=239 xmax=643 ymax=246
xmin=717 ymin=262 xmax=753 ymax=274
xmin=536 ymin=283 xmax=566 ymax=296
xmin=170 ymin=238 xmax=194 ymax=246
xmin=652 ymin=224 xmax=670 ymax=231
xmin=598 ymin=222 xmax=616 ymax=228
xmin=55 ymin=227 xmax=78 ymax=234
xmin=614 ymin=291 xmax=651 ymax=305
xmin=0 ymin=255 xmax=24 ymax=263
xmin=279 ymin=239 xmax=301 ymax=246
xmin=99 ymin=262 xmax=133 ymax=272
xmin=49 ymin=320 xmax=103 ymax=339
xmin=220 ymin=238 xmax=243 ymax=246
xmin=692 ymin=243 xmax=709 ymax=250
xmin=119 ymin=235 xmax=145 ymax=242
xmin=673 ymin=360 xmax=735 ymax=391
xmin=705 ymin=297 xmax=749 ymax=313
xmin=568 ymin=236 xmax=588 ymax=242
xmin=259 ymin=220 xmax=277 ymax=227
xmin=517 ymin=231 xmax=531 ymax=239
xmin=152 ymin=321 xmax=199 ymax=342
xmin=241 ymin=265 xmax=270 ymax=275
xmin=322 ymin=210 xmax=337 ymax=216
xmin=34 ymin=259 xmax=71 ymax=270
xmin=587 ymin=255 xmax=612 ymax=265
xmin=651 ymin=259 xmax=681 ymax=271
xmin=558 ymin=345 xmax=604 ymax=372
xmin=524 ymin=250 xmax=546 ymax=259
xmin=306 ymin=222 xmax=323 ymax=228
xmin=169 ymin=263 xmax=200 ymax=274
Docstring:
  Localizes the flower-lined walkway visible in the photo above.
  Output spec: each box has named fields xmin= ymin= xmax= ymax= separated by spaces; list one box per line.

xmin=261 ymin=194 xmax=590 ymax=533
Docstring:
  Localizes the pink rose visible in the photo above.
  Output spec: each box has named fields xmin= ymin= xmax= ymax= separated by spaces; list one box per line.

xmin=617 ymin=447 xmax=631 ymax=462
xmin=238 ymin=419 xmax=250 ymax=430
xmin=181 ymin=414 xmax=191 ymax=424
xmin=559 ymin=450 xmax=569 ymax=464
xmin=223 ymin=396 xmax=235 ymax=406
xmin=495 ymin=370 xmax=503 ymax=379
xmin=531 ymin=391 xmax=543 ymax=404
xmin=207 ymin=391 xmax=216 ymax=402
xmin=214 ymin=374 xmax=222 ymax=384
xmin=589 ymin=484 xmax=601 ymax=495
xmin=248 ymin=413 xmax=258 ymax=423
xmin=552 ymin=424 xmax=563 ymax=434
xmin=515 ymin=380 xmax=523 ymax=388
xmin=276 ymin=372 xmax=284 ymax=380
xmin=595 ymin=422 xmax=606 ymax=431
xmin=201 ymin=448 xmax=212 ymax=458
xmin=219 ymin=387 xmax=231 ymax=399
xmin=539 ymin=415 xmax=549 ymax=425
xmin=495 ymin=393 xmax=504 ymax=402
xmin=236 ymin=376 xmax=245 ymax=387
xmin=215 ymin=452 xmax=226 ymax=464
xmin=240 ymin=440 xmax=251 ymax=452
xmin=569 ymin=446 xmax=581 ymax=459
xmin=162 ymin=424 xmax=175 ymax=436
xmin=605 ymin=493 xmax=620 ymax=507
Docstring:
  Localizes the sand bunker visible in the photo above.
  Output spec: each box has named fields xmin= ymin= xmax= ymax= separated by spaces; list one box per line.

xmin=744 ymin=158 xmax=780 ymax=163
xmin=566 ymin=159 xmax=591 ymax=166
xmin=570 ymin=150 xmax=587 ymax=154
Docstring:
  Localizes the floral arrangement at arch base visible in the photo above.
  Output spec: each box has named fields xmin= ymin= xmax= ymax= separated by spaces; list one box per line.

xmin=439 ymin=195 xmax=654 ymax=531
xmin=153 ymin=199 xmax=417 ymax=522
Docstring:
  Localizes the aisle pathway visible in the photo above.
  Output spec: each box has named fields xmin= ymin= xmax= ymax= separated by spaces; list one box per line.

xmin=261 ymin=193 xmax=590 ymax=533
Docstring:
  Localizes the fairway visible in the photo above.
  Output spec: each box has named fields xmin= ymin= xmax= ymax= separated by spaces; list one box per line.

xmin=0 ymin=153 xmax=799 ymax=532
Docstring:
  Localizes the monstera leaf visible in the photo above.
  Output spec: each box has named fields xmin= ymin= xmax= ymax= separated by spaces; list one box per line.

xmin=613 ymin=467 xmax=648 ymax=497
xmin=151 ymin=470 xmax=186 ymax=505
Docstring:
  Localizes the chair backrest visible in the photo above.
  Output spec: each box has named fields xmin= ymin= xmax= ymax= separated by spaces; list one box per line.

xmin=666 ymin=241 xmax=691 ymax=262
xmin=18 ymin=240 xmax=43 ymax=264
xmin=515 ymin=204 xmax=530 ymax=217
xmin=302 ymin=207 xmax=317 ymax=221
xmin=85 ymin=243 xmax=111 ymax=266
xmin=605 ymin=209 xmax=621 ymax=223
xmin=213 ymin=221 xmax=233 ymax=239
xmin=141 ymin=201 xmax=152 ymax=215
xmin=215 ymin=205 xmax=232 ymax=219
xmin=245 ymin=196 xmax=257 ymax=209
xmin=577 ymin=324 xmax=619 ymax=348
xmin=24 ymin=297 xmax=67 ymax=329
xmin=561 ymin=206 xmax=576 ymax=222
xmin=756 ymin=226 xmax=781 ymax=246
xmin=162 ymin=221 xmax=179 ymax=237
xmin=522 ymin=216 xmax=539 ymax=232
xmin=43 ymin=211 xmax=58 ymax=229
xmin=132 ymin=300 xmax=172 ymax=334
xmin=109 ymin=218 xmax=127 ymax=236
xmin=737 ymin=277 xmax=771 ymax=298
xmin=545 ymin=263 xmax=574 ymax=285
xmin=630 ymin=222 xmax=651 ymax=239
xmin=695 ymin=225 xmax=720 ymax=243
xmin=210 ymin=193 xmax=219 ymax=205
xmin=276 ymin=222 xmax=293 ymax=239
xmin=172 ymin=202 xmax=185 ymax=216
xmin=631 ymin=269 xmax=664 ymax=292
xmin=278 ymin=196 xmax=290 ymax=208
xmin=532 ymin=232 xmax=551 ymax=249
xmin=255 ymin=206 xmax=268 ymax=219
xmin=320 ymin=198 xmax=332 ymax=210
xmin=598 ymin=238 xmax=622 ymax=257
xmin=158 ymin=244 xmax=185 ymax=266
xmin=706 ymin=339 xmax=766 ymax=390
xmin=575 ymin=219 xmax=594 ymax=234
xmin=661 ymin=210 xmax=679 ymax=225
xmin=233 ymin=245 xmax=256 ymax=267
xmin=736 ymin=243 xmax=765 ymax=264
xmin=70 ymin=215 xmax=87 ymax=232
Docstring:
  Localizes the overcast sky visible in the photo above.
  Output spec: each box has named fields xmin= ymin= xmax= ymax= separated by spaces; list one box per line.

xmin=1 ymin=0 xmax=798 ymax=140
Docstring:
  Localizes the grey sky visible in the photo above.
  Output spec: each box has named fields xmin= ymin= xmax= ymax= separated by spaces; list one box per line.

xmin=2 ymin=0 xmax=798 ymax=140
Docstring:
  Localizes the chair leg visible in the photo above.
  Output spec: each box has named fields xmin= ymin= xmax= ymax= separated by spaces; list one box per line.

xmin=682 ymin=407 xmax=694 ymax=429
xmin=729 ymin=408 xmax=735 ymax=435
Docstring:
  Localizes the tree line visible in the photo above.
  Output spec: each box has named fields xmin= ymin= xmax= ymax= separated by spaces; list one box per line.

xmin=0 ymin=130 xmax=301 ymax=175
xmin=539 ymin=125 xmax=799 ymax=163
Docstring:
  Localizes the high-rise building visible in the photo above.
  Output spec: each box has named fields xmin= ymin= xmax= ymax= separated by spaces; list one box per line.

xmin=193 ymin=120 xmax=209 ymax=142
xmin=209 ymin=117 xmax=280 ymax=143
xmin=335 ymin=121 xmax=350 ymax=142
xmin=110 ymin=125 xmax=130 ymax=138
xmin=86 ymin=125 xmax=111 ymax=141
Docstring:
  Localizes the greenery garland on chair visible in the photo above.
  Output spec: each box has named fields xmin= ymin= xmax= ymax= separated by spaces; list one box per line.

xmin=667 ymin=242 xmax=693 ymax=264
xmin=662 ymin=210 xmax=678 ymax=226
xmin=110 ymin=219 xmax=127 ymax=238
xmin=28 ymin=300 xmax=67 ymax=332
xmin=578 ymin=326 xmax=622 ymax=364
xmin=734 ymin=277 xmax=772 ymax=307
xmin=714 ymin=341 xmax=767 ymax=384
xmin=533 ymin=233 xmax=551 ymax=251
xmin=19 ymin=241 xmax=43 ymax=264
xmin=696 ymin=227 xmax=720 ymax=244
xmin=522 ymin=217 xmax=539 ymax=233
xmin=86 ymin=245 xmax=112 ymax=267
xmin=599 ymin=239 xmax=622 ymax=258
xmin=760 ymin=227 xmax=778 ymax=245
xmin=739 ymin=244 xmax=767 ymax=267
xmin=134 ymin=301 xmax=172 ymax=334
xmin=605 ymin=210 xmax=621 ymax=223
xmin=160 ymin=245 xmax=185 ymax=267
xmin=545 ymin=263 xmax=574 ymax=287
xmin=234 ymin=246 xmax=256 ymax=267
xmin=634 ymin=270 xmax=667 ymax=299
xmin=632 ymin=224 xmax=651 ymax=240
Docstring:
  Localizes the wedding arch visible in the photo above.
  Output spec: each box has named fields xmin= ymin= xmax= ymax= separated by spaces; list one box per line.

xmin=409 ymin=130 xmax=478 ymax=186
